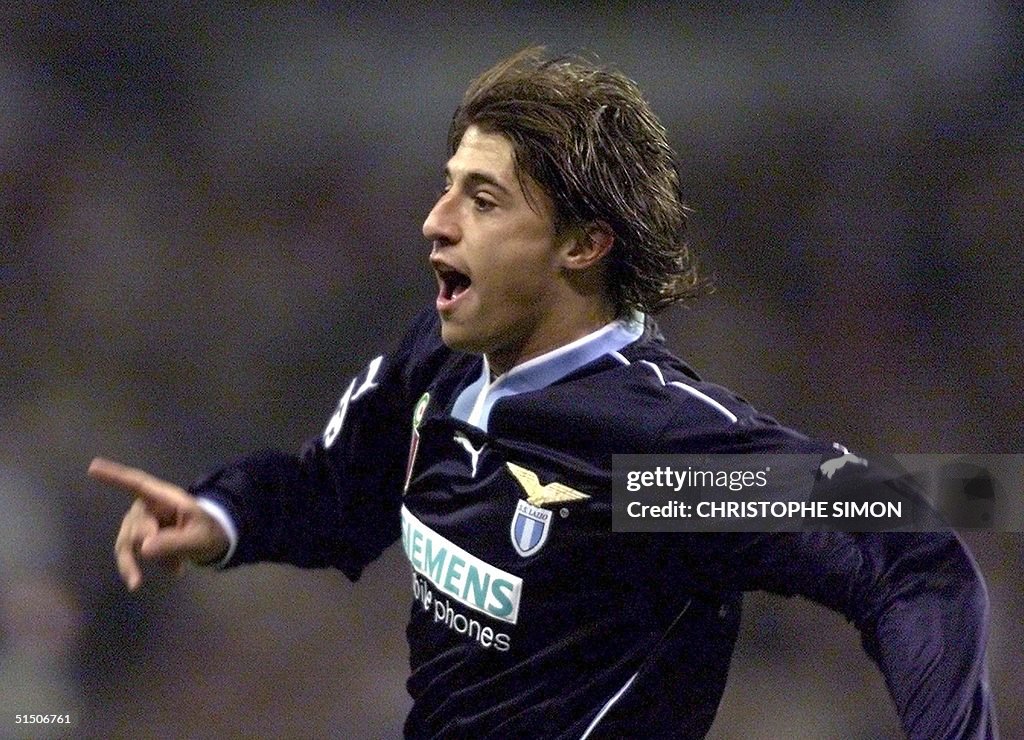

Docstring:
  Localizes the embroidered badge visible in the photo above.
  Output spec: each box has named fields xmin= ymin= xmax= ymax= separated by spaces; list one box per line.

xmin=506 ymin=462 xmax=591 ymax=507
xmin=510 ymin=499 xmax=552 ymax=557
xmin=403 ymin=393 xmax=430 ymax=493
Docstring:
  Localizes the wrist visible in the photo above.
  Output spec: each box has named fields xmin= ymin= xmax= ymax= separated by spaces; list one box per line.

xmin=195 ymin=498 xmax=238 ymax=567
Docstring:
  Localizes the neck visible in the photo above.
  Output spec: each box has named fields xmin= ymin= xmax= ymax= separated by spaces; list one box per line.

xmin=485 ymin=301 xmax=617 ymax=377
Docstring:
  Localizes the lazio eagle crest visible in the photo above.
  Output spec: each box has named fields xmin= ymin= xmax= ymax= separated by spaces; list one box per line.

xmin=506 ymin=462 xmax=591 ymax=557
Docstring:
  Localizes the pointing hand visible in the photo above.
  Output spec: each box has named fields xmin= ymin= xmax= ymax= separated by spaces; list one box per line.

xmin=89 ymin=457 xmax=230 ymax=591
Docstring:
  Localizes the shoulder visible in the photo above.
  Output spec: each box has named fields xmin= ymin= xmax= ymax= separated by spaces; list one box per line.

xmin=386 ymin=306 xmax=470 ymax=393
xmin=398 ymin=306 xmax=446 ymax=365
xmin=328 ymin=306 xmax=466 ymax=422
xmin=610 ymin=332 xmax=750 ymax=426
xmin=601 ymin=331 xmax=834 ymax=456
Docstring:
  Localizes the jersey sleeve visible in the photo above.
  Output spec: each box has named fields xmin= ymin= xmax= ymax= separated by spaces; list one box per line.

xmin=655 ymin=419 xmax=997 ymax=739
xmin=190 ymin=307 xmax=449 ymax=581
xmin=678 ymin=528 xmax=993 ymax=739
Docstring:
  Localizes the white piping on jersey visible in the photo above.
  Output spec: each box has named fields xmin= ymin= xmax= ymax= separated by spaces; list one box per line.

xmin=623 ymin=359 xmax=738 ymax=424
xmin=668 ymin=381 xmax=738 ymax=423
xmin=639 ymin=359 xmax=666 ymax=385
xmin=578 ymin=596 xmax=695 ymax=738
xmin=579 ymin=671 xmax=639 ymax=739
xmin=451 ymin=311 xmax=645 ymax=432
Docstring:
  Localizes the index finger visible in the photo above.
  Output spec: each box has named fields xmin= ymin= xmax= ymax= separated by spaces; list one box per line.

xmin=88 ymin=457 xmax=192 ymax=508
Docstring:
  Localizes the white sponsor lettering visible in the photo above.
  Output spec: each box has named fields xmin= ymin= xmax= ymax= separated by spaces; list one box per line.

xmin=401 ymin=506 xmax=522 ymax=624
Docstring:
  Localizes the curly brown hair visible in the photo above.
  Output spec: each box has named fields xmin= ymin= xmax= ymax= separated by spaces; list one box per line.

xmin=448 ymin=46 xmax=703 ymax=315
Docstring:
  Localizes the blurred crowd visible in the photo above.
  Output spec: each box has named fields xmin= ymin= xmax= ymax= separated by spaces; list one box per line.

xmin=2 ymin=3 xmax=1021 ymax=737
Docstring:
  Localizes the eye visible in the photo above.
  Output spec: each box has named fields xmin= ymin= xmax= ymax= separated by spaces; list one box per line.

xmin=472 ymin=195 xmax=496 ymax=212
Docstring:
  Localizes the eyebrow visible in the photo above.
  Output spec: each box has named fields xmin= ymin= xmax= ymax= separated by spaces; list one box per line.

xmin=444 ymin=166 xmax=514 ymax=198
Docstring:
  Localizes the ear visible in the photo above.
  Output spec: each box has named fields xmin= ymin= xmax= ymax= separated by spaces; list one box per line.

xmin=561 ymin=221 xmax=614 ymax=271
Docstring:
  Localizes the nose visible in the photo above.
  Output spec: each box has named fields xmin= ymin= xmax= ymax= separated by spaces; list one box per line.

xmin=422 ymin=189 xmax=460 ymax=246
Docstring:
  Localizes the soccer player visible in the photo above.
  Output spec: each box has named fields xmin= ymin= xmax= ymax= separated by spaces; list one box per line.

xmin=89 ymin=48 xmax=996 ymax=738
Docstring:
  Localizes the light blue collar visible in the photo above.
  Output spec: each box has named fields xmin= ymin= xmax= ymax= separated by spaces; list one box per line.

xmin=451 ymin=312 xmax=644 ymax=432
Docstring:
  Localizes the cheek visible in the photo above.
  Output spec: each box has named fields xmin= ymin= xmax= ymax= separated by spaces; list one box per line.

xmin=482 ymin=265 xmax=546 ymax=307
xmin=491 ymin=242 xmax=559 ymax=287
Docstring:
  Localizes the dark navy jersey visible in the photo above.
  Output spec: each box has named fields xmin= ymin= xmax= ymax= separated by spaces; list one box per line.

xmin=193 ymin=307 xmax=995 ymax=739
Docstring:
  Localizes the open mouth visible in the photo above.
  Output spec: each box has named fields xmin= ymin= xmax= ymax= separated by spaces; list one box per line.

xmin=437 ymin=265 xmax=472 ymax=302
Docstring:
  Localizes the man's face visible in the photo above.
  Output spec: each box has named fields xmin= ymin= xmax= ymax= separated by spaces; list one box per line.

xmin=423 ymin=125 xmax=572 ymax=373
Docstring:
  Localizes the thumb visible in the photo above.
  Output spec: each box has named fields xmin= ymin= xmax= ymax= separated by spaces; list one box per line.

xmin=140 ymin=519 xmax=228 ymax=564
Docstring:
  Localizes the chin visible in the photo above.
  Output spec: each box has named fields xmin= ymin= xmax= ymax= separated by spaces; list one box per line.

xmin=439 ymin=321 xmax=485 ymax=354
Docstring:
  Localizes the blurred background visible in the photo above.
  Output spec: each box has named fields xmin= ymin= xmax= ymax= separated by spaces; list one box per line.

xmin=2 ymin=2 xmax=1021 ymax=737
